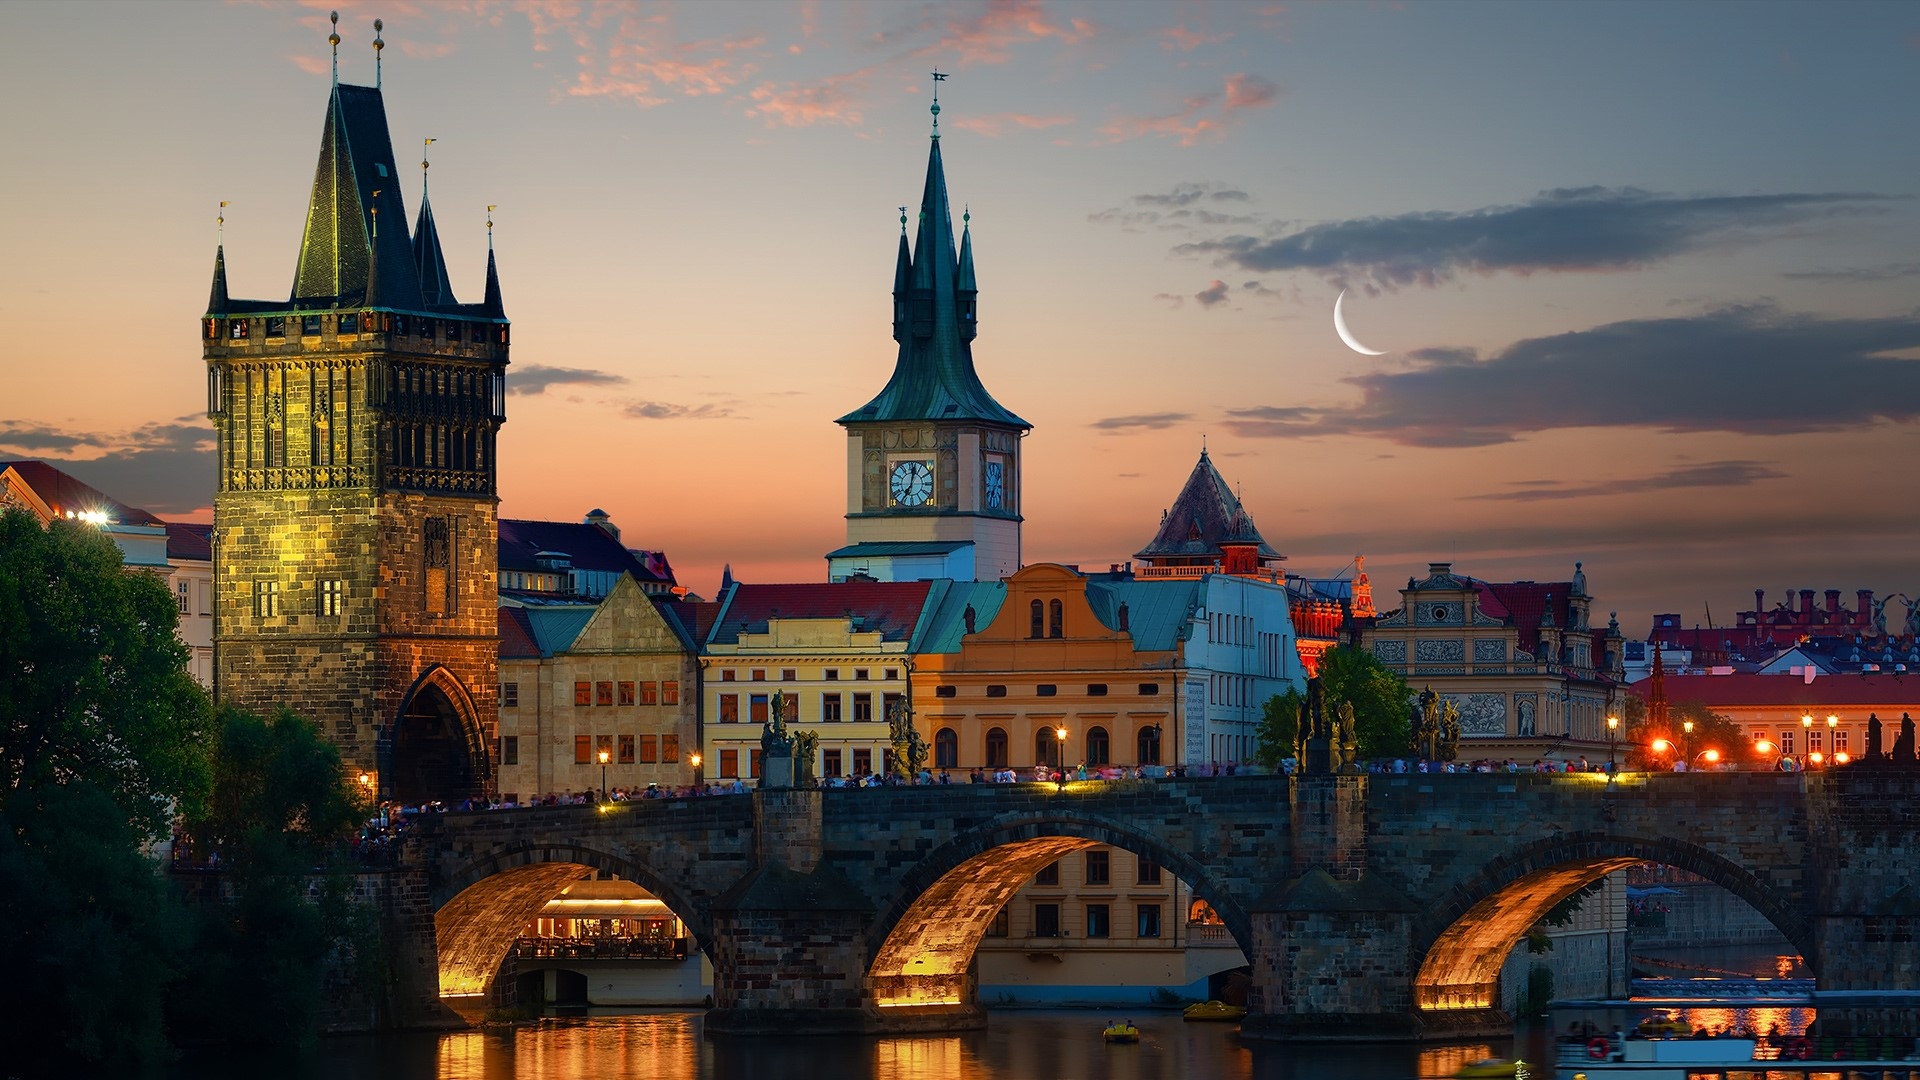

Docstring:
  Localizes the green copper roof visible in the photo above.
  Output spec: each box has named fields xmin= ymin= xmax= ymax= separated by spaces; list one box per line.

xmin=837 ymin=132 xmax=1029 ymax=430
xmin=289 ymin=83 xmax=425 ymax=311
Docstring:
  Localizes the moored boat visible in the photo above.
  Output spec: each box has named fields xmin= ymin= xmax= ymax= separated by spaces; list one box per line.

xmin=1182 ymin=999 xmax=1248 ymax=1022
xmin=1453 ymin=1057 xmax=1522 ymax=1079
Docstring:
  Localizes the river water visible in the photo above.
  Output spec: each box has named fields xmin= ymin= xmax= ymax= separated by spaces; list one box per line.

xmin=175 ymin=1010 xmax=1528 ymax=1080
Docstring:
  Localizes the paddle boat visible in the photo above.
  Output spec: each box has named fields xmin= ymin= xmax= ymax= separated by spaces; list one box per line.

xmin=1452 ymin=1058 xmax=1523 ymax=1079
xmin=1101 ymin=1019 xmax=1141 ymax=1043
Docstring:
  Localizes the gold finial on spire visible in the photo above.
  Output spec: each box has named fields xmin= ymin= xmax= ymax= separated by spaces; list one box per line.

xmin=422 ymin=137 xmax=435 ymax=194
xmin=930 ymin=69 xmax=947 ymax=138
xmin=373 ymin=19 xmax=384 ymax=89
xmin=329 ymin=11 xmax=341 ymax=85
xmin=487 ymin=205 xmax=497 ymax=249
xmin=218 ymin=201 xmax=229 ymax=243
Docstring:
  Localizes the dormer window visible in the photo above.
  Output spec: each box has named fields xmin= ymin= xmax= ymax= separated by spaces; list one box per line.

xmin=228 ymin=319 xmax=250 ymax=340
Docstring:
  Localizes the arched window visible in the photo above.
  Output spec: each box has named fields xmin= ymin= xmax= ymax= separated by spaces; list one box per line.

xmin=1036 ymin=726 xmax=1062 ymax=768
xmin=1086 ymin=726 xmax=1110 ymax=766
xmin=1136 ymin=725 xmax=1162 ymax=765
xmin=985 ymin=727 xmax=1009 ymax=768
xmin=1048 ymin=599 xmax=1064 ymax=638
xmin=935 ymin=728 xmax=958 ymax=769
xmin=1029 ymin=600 xmax=1044 ymax=639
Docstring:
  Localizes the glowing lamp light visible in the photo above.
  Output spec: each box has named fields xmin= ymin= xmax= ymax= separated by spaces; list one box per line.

xmin=1802 ymin=714 xmax=1814 ymax=729
xmin=1809 ymin=752 xmax=1825 ymax=765
xmin=1827 ymin=714 xmax=1839 ymax=729
xmin=598 ymin=749 xmax=610 ymax=765
xmin=1754 ymin=740 xmax=1775 ymax=755
xmin=1650 ymin=739 xmax=1672 ymax=754
xmin=357 ymin=771 xmax=372 ymax=788
xmin=1834 ymin=752 xmax=1851 ymax=765
xmin=1702 ymin=749 xmax=1720 ymax=764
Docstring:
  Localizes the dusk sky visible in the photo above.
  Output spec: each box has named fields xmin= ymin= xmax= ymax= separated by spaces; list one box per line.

xmin=3 ymin=1 xmax=1917 ymax=633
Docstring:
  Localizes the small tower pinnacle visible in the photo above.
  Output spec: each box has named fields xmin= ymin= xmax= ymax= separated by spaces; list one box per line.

xmin=487 ymin=204 xmax=496 ymax=250
xmin=422 ymin=137 xmax=435 ymax=195
xmin=373 ymin=19 xmax=384 ymax=89
xmin=930 ymin=69 xmax=947 ymax=138
xmin=329 ymin=11 xmax=340 ymax=85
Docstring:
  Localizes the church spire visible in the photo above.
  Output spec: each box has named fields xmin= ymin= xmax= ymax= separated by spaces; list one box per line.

xmin=956 ymin=205 xmax=977 ymax=342
xmin=413 ymin=138 xmax=455 ymax=307
xmin=837 ymin=81 xmax=1027 ymax=430
xmin=289 ymin=80 xmax=424 ymax=310
xmin=207 ymin=244 xmax=230 ymax=315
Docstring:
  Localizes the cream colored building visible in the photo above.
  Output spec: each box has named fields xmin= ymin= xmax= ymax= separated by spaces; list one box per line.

xmin=496 ymin=574 xmax=701 ymax=801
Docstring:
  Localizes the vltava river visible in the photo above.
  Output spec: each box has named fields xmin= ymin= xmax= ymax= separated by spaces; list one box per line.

xmin=176 ymin=1010 xmax=1524 ymax=1080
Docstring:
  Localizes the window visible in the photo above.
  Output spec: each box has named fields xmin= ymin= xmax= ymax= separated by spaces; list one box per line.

xmin=852 ymin=748 xmax=871 ymax=776
xmin=595 ymin=734 xmax=612 ymax=763
xmin=575 ymin=681 xmax=592 ymax=706
xmin=824 ymin=669 xmax=840 ymax=681
xmin=883 ymin=692 xmax=903 ymax=720
xmin=618 ymin=734 xmax=635 ymax=764
xmin=301 ymin=314 xmax=322 ymax=335
xmin=662 ymin=680 xmax=680 ymax=705
xmin=1808 ymin=731 xmax=1823 ymax=754
xmin=1033 ymin=903 xmax=1061 ymax=938
xmin=1085 ymin=850 xmax=1109 ymax=886
xmin=636 ymin=681 xmax=656 ymax=705
xmin=749 ymin=749 xmax=761 ymax=778
xmin=884 ymin=668 xmax=899 ymax=681
xmin=662 ymin=734 xmax=678 ymax=762
xmin=986 ymin=728 xmax=1008 ymax=768
xmin=574 ymin=735 xmax=591 ymax=764
xmin=822 ymin=693 xmax=843 ymax=721
xmin=1049 ymin=599 xmax=1063 ymax=638
xmin=502 ymin=682 xmax=519 ymax=708
xmin=638 ymin=735 xmax=656 ymax=763
xmin=502 ymin=736 xmax=519 ymax=766
xmin=176 ymin=580 xmax=190 ymax=613
xmin=1137 ymin=904 xmax=1162 ymax=938
xmin=750 ymin=694 xmax=770 ymax=724
xmin=1139 ymin=682 xmax=1160 ymax=696
xmin=1086 ymin=904 xmax=1110 ymax=939
xmin=337 ymin=312 xmax=359 ymax=334
xmin=1087 ymin=726 xmax=1110 ymax=766
xmin=1036 ymin=861 xmax=1060 ymax=886
xmin=721 ymin=669 xmax=736 ymax=682
xmin=823 ymin=749 xmax=843 ymax=777
xmin=596 ymin=681 xmax=614 ymax=707
xmin=1835 ymin=729 xmax=1849 ymax=753
xmin=1137 ymin=858 xmax=1162 ymax=885
xmin=444 ymin=320 xmax=461 ymax=342
xmin=720 ymin=749 xmax=738 ymax=778
xmin=985 ymin=907 xmax=1009 ymax=938
xmin=1087 ymin=683 xmax=1108 ymax=697
xmin=935 ymin=685 xmax=957 ymax=698
xmin=935 ymin=728 xmax=958 ymax=769
xmin=1137 ymin=726 xmax=1162 ymax=765
xmin=1037 ymin=684 xmax=1057 ymax=697
xmin=719 ymin=694 xmax=739 ymax=724
xmin=618 ymin=681 xmax=635 ymax=706
xmin=1780 ymin=731 xmax=1795 ymax=756
xmin=751 ymin=669 xmax=766 ymax=682
xmin=1030 ymin=599 xmax=1044 ymax=639
xmin=852 ymin=693 xmax=873 ymax=722
xmin=315 ymin=578 xmax=343 ymax=617
xmin=253 ymin=580 xmax=280 ymax=618
xmin=986 ymin=684 xmax=1007 ymax=698
xmin=782 ymin=668 xmax=797 ymax=682
xmin=855 ymin=668 xmax=870 ymax=681
xmin=228 ymin=318 xmax=250 ymax=339
xmin=781 ymin=694 xmax=798 ymax=722
xmin=1037 ymin=728 xmax=1063 ymax=768
xmin=265 ymin=316 xmax=286 ymax=337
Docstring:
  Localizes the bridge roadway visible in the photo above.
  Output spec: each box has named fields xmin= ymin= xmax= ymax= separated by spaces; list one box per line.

xmin=392 ymin=769 xmax=1920 ymax=1040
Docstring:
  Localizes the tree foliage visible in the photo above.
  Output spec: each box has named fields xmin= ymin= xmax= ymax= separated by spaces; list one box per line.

xmin=1253 ymin=687 xmax=1304 ymax=768
xmin=1620 ymin=693 xmax=1745 ymax=770
xmin=0 ymin=507 xmax=213 ymax=838
xmin=190 ymin=706 xmax=367 ymax=875
xmin=1254 ymin=647 xmax=1414 ymax=765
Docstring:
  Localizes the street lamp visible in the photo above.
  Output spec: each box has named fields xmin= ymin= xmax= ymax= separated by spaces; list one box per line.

xmin=1754 ymin=739 xmax=1781 ymax=771
xmin=1683 ymin=719 xmax=1695 ymax=763
xmin=1694 ymin=748 xmax=1721 ymax=772
xmin=1606 ymin=715 xmax=1619 ymax=773
xmin=1827 ymin=714 xmax=1839 ymax=758
xmin=598 ymin=748 xmax=610 ymax=802
xmin=1055 ymin=727 xmax=1069 ymax=790
xmin=690 ymin=753 xmax=703 ymax=789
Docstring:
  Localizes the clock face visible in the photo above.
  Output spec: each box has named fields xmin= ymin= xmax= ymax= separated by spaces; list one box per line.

xmin=889 ymin=460 xmax=934 ymax=506
xmin=984 ymin=460 xmax=1005 ymax=508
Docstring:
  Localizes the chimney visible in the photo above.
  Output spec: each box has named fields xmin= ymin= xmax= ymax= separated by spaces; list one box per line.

xmin=1859 ymin=590 xmax=1875 ymax=624
xmin=1755 ymin=589 xmax=1765 ymax=614
xmin=1826 ymin=589 xmax=1842 ymax=614
xmin=1118 ymin=601 xmax=1131 ymax=633
xmin=1801 ymin=589 xmax=1816 ymax=618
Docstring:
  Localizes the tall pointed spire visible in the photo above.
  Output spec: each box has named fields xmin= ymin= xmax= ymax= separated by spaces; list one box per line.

xmin=890 ymin=206 xmax=911 ymax=343
xmin=956 ymin=204 xmax=977 ymax=342
xmin=208 ymin=244 xmax=230 ymax=315
xmin=838 ymin=78 xmax=1027 ymax=429
xmin=290 ymin=82 xmax=424 ymax=309
xmin=413 ymin=138 xmax=455 ymax=307
xmin=481 ymin=204 xmax=505 ymax=319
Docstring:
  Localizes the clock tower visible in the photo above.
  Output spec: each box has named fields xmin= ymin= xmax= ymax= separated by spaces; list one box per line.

xmin=829 ymin=90 xmax=1030 ymax=583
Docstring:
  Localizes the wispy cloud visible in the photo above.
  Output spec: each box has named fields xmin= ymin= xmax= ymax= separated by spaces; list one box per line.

xmin=1090 ymin=412 xmax=1194 ymax=431
xmin=1088 ymin=183 xmax=1258 ymax=233
xmin=947 ymin=111 xmax=1074 ymax=137
xmin=747 ymin=67 xmax=873 ymax=127
xmin=510 ymin=364 xmax=629 ymax=396
xmin=1466 ymin=461 xmax=1789 ymax=502
xmin=1220 ymin=304 xmax=1920 ymax=447
xmin=1100 ymin=72 xmax=1281 ymax=146
xmin=1178 ymin=187 xmax=1892 ymax=290
xmin=0 ymin=417 xmax=216 ymax=515
xmin=1159 ymin=24 xmax=1232 ymax=52
xmin=1782 ymin=262 xmax=1920 ymax=282
xmin=625 ymin=400 xmax=735 ymax=420
xmin=1195 ymin=279 xmax=1230 ymax=307
xmin=906 ymin=0 xmax=1099 ymax=67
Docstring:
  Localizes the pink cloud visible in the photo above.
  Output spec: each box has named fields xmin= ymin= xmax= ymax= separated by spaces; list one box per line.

xmin=1159 ymin=24 xmax=1232 ymax=52
xmin=1195 ymin=279 xmax=1230 ymax=307
xmin=400 ymin=40 xmax=459 ymax=60
xmin=909 ymin=0 xmax=1099 ymax=67
xmin=948 ymin=111 xmax=1074 ymax=137
xmin=1100 ymin=73 xmax=1281 ymax=146
xmin=747 ymin=69 xmax=872 ymax=128
xmin=1224 ymin=72 xmax=1279 ymax=112
xmin=288 ymin=53 xmax=330 ymax=76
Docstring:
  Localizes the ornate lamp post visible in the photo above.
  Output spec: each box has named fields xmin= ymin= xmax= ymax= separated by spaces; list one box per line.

xmin=1683 ymin=719 xmax=1695 ymax=764
xmin=1649 ymin=738 xmax=1674 ymax=770
xmin=1056 ymin=727 xmax=1069 ymax=791
xmin=1694 ymin=748 xmax=1720 ymax=771
xmin=1606 ymin=714 xmax=1619 ymax=773
xmin=690 ymin=753 xmax=702 ymax=789
xmin=598 ymin=748 xmax=610 ymax=802
xmin=1827 ymin=714 xmax=1839 ymax=759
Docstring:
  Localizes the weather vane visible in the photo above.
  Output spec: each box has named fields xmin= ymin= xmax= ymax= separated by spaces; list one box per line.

xmin=422 ymin=137 xmax=436 ymax=195
xmin=930 ymin=70 xmax=947 ymax=137
xmin=218 ymin=201 xmax=229 ymax=244
xmin=329 ymin=11 xmax=341 ymax=85
xmin=898 ymin=205 xmax=908 ymax=234
xmin=487 ymin=205 xmax=497 ymax=249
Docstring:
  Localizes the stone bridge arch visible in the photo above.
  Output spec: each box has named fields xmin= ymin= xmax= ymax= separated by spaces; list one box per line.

xmin=433 ymin=841 xmax=715 ymax=1003
xmin=1411 ymin=831 xmax=1814 ymax=1012
xmin=863 ymin=810 xmax=1252 ymax=1008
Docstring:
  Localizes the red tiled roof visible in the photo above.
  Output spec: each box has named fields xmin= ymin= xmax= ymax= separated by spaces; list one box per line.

xmin=165 ymin=521 xmax=213 ymax=562
xmin=707 ymin=581 xmax=933 ymax=646
xmin=0 ymin=460 xmax=166 ymax=526
xmin=1628 ymin=672 xmax=1920 ymax=710
xmin=676 ymin=601 xmax=724 ymax=645
xmin=498 ymin=608 xmax=541 ymax=660
xmin=1480 ymin=581 xmax=1575 ymax=652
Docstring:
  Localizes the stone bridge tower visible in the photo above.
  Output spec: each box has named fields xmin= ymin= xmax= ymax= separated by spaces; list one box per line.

xmin=203 ymin=57 xmax=508 ymax=804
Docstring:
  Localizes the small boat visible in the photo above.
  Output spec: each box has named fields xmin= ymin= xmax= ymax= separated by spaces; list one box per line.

xmin=1453 ymin=1058 xmax=1521 ymax=1079
xmin=1102 ymin=1020 xmax=1140 ymax=1043
xmin=1182 ymin=1000 xmax=1248 ymax=1022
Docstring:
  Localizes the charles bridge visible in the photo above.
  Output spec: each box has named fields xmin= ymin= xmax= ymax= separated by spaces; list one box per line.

xmin=379 ymin=770 xmax=1920 ymax=1040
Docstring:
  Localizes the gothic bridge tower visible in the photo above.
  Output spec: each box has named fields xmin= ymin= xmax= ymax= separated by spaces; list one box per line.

xmin=202 ymin=30 xmax=508 ymax=803
xmin=830 ymin=87 xmax=1030 ymax=583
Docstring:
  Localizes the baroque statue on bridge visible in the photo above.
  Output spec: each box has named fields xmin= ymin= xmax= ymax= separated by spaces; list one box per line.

xmin=1438 ymin=698 xmax=1462 ymax=762
xmin=1412 ymin=685 xmax=1442 ymax=762
xmin=762 ymin=690 xmax=794 ymax=758
xmin=887 ymin=699 xmax=928 ymax=781
xmin=1894 ymin=713 xmax=1917 ymax=768
xmin=1868 ymin=713 xmax=1884 ymax=761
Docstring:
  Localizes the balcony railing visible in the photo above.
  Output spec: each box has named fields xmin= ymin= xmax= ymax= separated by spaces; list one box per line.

xmin=512 ymin=936 xmax=690 ymax=961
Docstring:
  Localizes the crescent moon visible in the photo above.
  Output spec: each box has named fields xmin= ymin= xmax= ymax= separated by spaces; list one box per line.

xmin=1333 ymin=289 xmax=1387 ymax=356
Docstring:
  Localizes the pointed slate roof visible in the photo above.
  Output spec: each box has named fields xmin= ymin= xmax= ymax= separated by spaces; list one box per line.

xmin=837 ymin=119 xmax=1028 ymax=430
xmin=289 ymin=83 xmax=425 ymax=310
xmin=481 ymin=246 xmax=505 ymax=318
xmin=413 ymin=190 xmax=456 ymax=306
xmin=1135 ymin=449 xmax=1282 ymax=561
xmin=207 ymin=245 xmax=230 ymax=315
